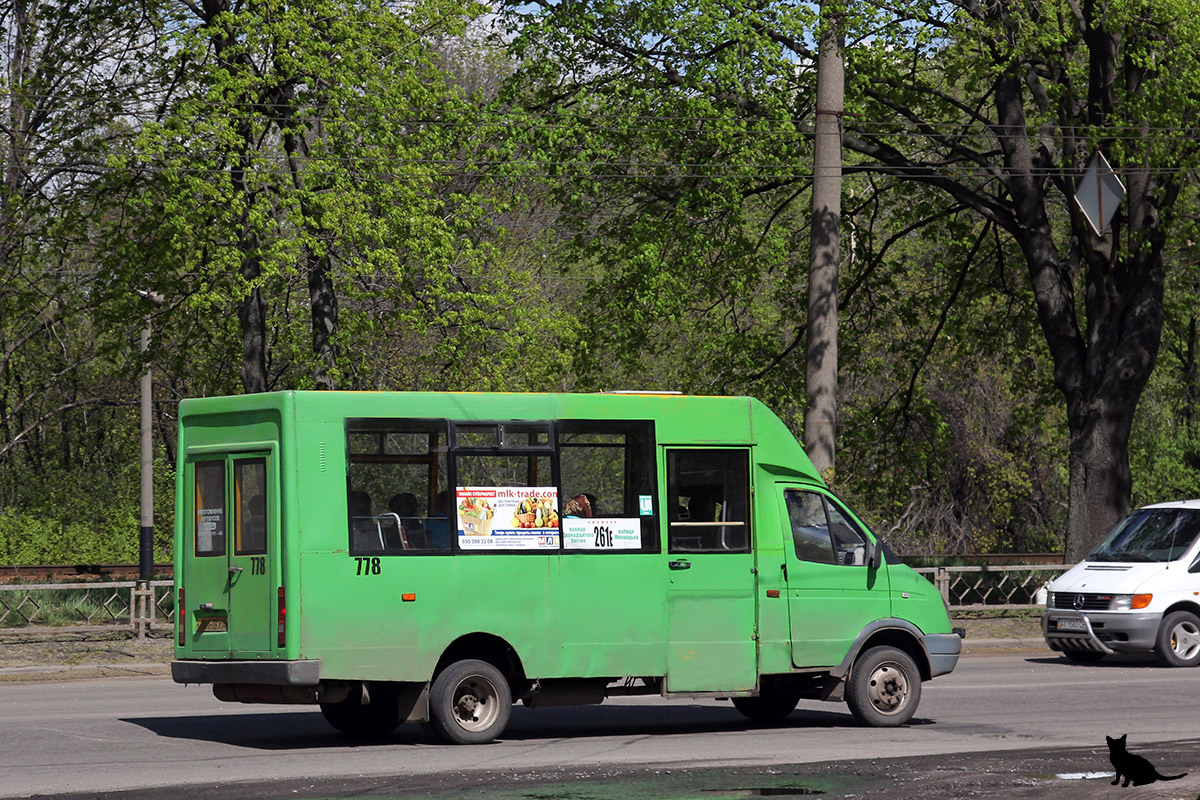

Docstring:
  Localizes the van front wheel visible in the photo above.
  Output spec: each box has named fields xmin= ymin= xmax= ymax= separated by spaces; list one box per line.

xmin=1156 ymin=611 xmax=1200 ymax=667
xmin=428 ymin=659 xmax=513 ymax=744
xmin=846 ymin=646 xmax=921 ymax=727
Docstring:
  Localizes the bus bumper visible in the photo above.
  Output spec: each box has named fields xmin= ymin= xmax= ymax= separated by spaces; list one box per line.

xmin=171 ymin=659 xmax=320 ymax=686
xmin=925 ymin=632 xmax=963 ymax=677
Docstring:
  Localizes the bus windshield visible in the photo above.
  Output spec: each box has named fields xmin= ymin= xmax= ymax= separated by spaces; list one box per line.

xmin=1087 ymin=508 xmax=1200 ymax=563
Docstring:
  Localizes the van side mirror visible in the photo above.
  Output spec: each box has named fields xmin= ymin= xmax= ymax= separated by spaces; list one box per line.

xmin=865 ymin=539 xmax=881 ymax=570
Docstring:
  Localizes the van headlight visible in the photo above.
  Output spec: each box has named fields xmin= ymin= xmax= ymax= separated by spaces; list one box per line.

xmin=1111 ymin=594 xmax=1152 ymax=610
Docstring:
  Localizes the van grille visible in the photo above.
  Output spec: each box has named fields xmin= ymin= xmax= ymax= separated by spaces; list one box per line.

xmin=1050 ymin=592 xmax=1114 ymax=611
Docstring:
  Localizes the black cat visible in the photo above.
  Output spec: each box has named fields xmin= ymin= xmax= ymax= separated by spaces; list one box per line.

xmin=1106 ymin=734 xmax=1188 ymax=787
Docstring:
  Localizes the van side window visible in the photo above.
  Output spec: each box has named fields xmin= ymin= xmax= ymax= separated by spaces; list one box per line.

xmin=667 ymin=449 xmax=750 ymax=553
xmin=346 ymin=419 xmax=448 ymax=553
xmin=786 ymin=490 xmax=869 ymax=566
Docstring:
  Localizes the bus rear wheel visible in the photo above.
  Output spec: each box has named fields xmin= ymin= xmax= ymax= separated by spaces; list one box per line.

xmin=319 ymin=682 xmax=400 ymax=739
xmin=732 ymin=690 xmax=801 ymax=724
xmin=427 ymin=659 xmax=512 ymax=744
xmin=846 ymin=645 xmax=921 ymax=727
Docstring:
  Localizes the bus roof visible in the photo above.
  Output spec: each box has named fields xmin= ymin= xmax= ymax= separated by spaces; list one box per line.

xmin=178 ymin=390 xmax=821 ymax=483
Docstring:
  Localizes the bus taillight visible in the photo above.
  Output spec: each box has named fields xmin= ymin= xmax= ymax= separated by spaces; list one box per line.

xmin=178 ymin=587 xmax=185 ymax=647
xmin=277 ymin=586 xmax=286 ymax=648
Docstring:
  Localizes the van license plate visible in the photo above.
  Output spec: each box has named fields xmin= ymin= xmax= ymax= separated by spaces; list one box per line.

xmin=196 ymin=617 xmax=227 ymax=633
xmin=1056 ymin=617 xmax=1087 ymax=631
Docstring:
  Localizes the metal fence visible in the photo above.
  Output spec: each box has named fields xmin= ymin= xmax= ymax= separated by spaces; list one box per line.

xmin=914 ymin=564 xmax=1073 ymax=609
xmin=0 ymin=563 xmax=1073 ymax=638
xmin=0 ymin=580 xmax=174 ymax=638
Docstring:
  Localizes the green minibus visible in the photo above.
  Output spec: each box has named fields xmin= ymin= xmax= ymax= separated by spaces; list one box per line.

xmin=171 ymin=390 xmax=961 ymax=743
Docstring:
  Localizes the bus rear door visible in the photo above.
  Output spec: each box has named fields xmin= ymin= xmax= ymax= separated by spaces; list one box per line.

xmin=186 ymin=452 xmax=275 ymax=656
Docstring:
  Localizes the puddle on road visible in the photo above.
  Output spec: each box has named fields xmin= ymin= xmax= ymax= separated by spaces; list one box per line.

xmin=297 ymin=772 xmax=844 ymax=800
xmin=702 ymin=789 xmax=824 ymax=797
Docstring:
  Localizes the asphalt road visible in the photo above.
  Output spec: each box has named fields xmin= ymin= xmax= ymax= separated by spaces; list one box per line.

xmin=3 ymin=652 xmax=1199 ymax=800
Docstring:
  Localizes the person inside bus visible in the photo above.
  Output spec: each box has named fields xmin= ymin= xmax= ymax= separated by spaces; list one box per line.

xmin=348 ymin=489 xmax=384 ymax=552
xmin=564 ymin=493 xmax=595 ymax=518
xmin=388 ymin=492 xmax=425 ymax=548
xmin=423 ymin=490 xmax=452 ymax=550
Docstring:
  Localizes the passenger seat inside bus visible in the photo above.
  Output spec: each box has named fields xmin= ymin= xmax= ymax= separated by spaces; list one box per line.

xmin=389 ymin=492 xmax=426 ymax=549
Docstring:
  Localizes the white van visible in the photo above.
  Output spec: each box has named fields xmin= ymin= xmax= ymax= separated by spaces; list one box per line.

xmin=1042 ymin=500 xmax=1200 ymax=666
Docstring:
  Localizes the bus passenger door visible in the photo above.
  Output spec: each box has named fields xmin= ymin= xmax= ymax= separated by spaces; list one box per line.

xmin=185 ymin=453 xmax=275 ymax=656
xmin=780 ymin=487 xmax=890 ymax=668
xmin=664 ymin=448 xmax=757 ymax=693
xmin=188 ymin=459 xmax=231 ymax=654
xmin=227 ymin=455 xmax=273 ymax=655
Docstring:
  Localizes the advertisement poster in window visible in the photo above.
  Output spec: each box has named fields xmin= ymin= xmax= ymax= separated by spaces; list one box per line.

xmin=456 ymin=487 xmax=560 ymax=549
xmin=562 ymin=518 xmax=642 ymax=550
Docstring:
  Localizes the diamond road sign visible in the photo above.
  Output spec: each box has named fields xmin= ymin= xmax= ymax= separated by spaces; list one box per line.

xmin=1075 ymin=151 xmax=1126 ymax=236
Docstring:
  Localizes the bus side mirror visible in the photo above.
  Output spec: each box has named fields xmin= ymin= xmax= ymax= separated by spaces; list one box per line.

xmin=865 ymin=539 xmax=881 ymax=570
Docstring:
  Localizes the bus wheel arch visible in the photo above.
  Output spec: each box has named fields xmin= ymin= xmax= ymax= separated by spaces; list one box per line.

xmin=842 ymin=626 xmax=933 ymax=682
xmin=434 ymin=632 xmax=527 ymax=689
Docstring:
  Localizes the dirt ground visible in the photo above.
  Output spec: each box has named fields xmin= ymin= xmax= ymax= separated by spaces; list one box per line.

xmin=0 ymin=628 xmax=174 ymax=679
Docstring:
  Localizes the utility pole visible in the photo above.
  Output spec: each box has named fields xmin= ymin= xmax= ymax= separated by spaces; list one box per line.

xmin=804 ymin=3 xmax=844 ymax=481
xmin=137 ymin=290 xmax=164 ymax=581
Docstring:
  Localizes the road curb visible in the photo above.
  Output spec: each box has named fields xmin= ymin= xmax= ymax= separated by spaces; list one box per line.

xmin=0 ymin=662 xmax=171 ymax=681
xmin=962 ymin=636 xmax=1046 ymax=654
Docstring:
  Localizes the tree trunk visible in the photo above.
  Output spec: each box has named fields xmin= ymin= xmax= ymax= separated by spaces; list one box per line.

xmin=1064 ymin=401 xmax=1135 ymax=561
xmin=238 ymin=254 xmax=268 ymax=394
xmin=308 ymin=252 xmax=338 ymax=390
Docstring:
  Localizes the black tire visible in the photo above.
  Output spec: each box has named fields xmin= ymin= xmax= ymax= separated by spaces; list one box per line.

xmin=732 ymin=690 xmax=801 ymax=724
xmin=845 ymin=645 xmax=921 ymax=727
xmin=319 ymin=682 xmax=400 ymax=739
xmin=1156 ymin=610 xmax=1200 ymax=667
xmin=1062 ymin=650 xmax=1106 ymax=664
xmin=427 ymin=659 xmax=512 ymax=744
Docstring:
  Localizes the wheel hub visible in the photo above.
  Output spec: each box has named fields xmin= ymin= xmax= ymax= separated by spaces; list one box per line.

xmin=455 ymin=693 xmax=480 ymax=720
xmin=867 ymin=664 xmax=909 ymax=713
xmin=1172 ymin=622 xmax=1200 ymax=659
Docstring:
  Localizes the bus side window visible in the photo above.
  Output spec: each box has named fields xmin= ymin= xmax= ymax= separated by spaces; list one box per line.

xmin=345 ymin=419 xmax=448 ymax=554
xmin=194 ymin=460 xmax=226 ymax=557
xmin=667 ymin=449 xmax=750 ymax=553
xmin=558 ymin=421 xmax=658 ymax=552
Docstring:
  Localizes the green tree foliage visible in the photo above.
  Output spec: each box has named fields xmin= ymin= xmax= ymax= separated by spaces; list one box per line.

xmin=499 ymin=0 xmax=1200 ymax=558
xmin=103 ymin=0 xmax=578 ymax=397
xmin=0 ymin=0 xmax=175 ymax=561
xmin=840 ymin=0 xmax=1200 ymax=558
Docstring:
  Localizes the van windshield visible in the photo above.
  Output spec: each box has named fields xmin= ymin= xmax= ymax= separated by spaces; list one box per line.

xmin=1087 ymin=508 xmax=1200 ymax=563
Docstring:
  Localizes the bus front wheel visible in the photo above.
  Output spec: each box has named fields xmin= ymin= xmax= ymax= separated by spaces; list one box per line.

xmin=846 ymin=646 xmax=921 ymax=727
xmin=428 ymin=659 xmax=513 ymax=744
xmin=319 ymin=682 xmax=400 ymax=739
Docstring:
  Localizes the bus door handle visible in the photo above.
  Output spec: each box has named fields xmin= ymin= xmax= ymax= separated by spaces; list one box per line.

xmin=229 ymin=566 xmax=244 ymax=574
xmin=668 ymin=560 xmax=691 ymax=571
